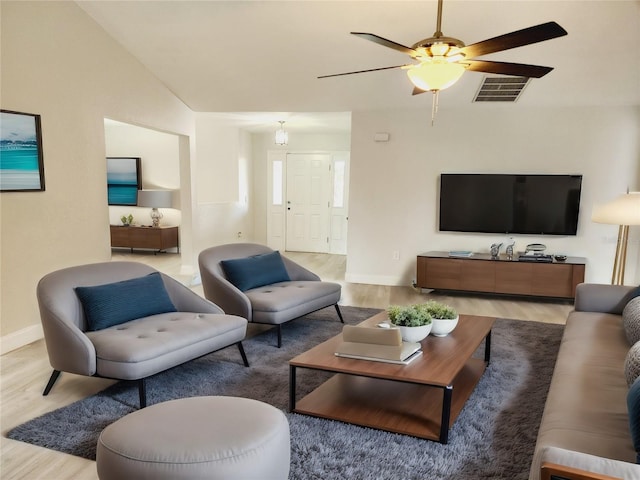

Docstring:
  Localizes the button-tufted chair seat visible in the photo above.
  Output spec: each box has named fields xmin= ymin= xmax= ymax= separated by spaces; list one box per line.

xmin=199 ymin=243 xmax=343 ymax=347
xmin=86 ymin=312 xmax=246 ymax=380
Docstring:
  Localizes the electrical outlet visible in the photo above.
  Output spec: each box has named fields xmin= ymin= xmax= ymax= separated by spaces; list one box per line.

xmin=392 ymin=250 xmax=400 ymax=260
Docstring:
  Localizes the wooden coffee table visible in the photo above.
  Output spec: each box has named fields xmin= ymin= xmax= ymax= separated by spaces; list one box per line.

xmin=289 ymin=311 xmax=494 ymax=443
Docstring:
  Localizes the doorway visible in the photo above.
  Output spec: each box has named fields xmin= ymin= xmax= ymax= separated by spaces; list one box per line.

xmin=267 ymin=150 xmax=349 ymax=255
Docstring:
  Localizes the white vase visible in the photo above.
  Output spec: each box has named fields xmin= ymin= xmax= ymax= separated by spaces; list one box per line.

xmin=397 ymin=323 xmax=432 ymax=343
xmin=431 ymin=315 xmax=459 ymax=337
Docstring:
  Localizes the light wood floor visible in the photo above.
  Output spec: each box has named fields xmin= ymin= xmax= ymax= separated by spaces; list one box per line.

xmin=0 ymin=251 xmax=572 ymax=480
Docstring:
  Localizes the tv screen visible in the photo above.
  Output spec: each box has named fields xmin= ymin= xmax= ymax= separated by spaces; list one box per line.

xmin=439 ymin=174 xmax=582 ymax=235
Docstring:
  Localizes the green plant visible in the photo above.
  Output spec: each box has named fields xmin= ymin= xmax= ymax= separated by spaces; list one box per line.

xmin=120 ymin=214 xmax=133 ymax=225
xmin=422 ymin=300 xmax=457 ymax=319
xmin=387 ymin=304 xmax=432 ymax=327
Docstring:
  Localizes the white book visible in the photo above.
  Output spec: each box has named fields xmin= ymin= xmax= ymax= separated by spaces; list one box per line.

xmin=335 ymin=349 xmax=423 ymax=365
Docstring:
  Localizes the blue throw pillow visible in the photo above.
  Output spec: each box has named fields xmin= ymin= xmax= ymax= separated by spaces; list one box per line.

xmin=75 ymin=272 xmax=177 ymax=331
xmin=221 ymin=251 xmax=291 ymax=292
xmin=628 ymin=377 xmax=640 ymax=464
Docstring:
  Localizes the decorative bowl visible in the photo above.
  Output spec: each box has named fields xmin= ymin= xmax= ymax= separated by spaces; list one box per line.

xmin=397 ymin=323 xmax=432 ymax=343
xmin=431 ymin=315 xmax=459 ymax=337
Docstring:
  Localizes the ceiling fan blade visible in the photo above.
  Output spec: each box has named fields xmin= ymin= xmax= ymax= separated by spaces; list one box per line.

xmin=460 ymin=22 xmax=567 ymax=59
xmin=351 ymin=32 xmax=418 ymax=56
xmin=318 ymin=64 xmax=409 ymax=79
xmin=465 ymin=60 xmax=554 ymax=78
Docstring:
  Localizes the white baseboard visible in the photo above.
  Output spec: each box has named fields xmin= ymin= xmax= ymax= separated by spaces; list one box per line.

xmin=344 ymin=273 xmax=407 ymax=287
xmin=1 ymin=324 xmax=44 ymax=355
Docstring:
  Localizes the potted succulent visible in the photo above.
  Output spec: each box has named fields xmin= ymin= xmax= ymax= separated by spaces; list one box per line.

xmin=387 ymin=304 xmax=432 ymax=343
xmin=120 ymin=214 xmax=134 ymax=226
xmin=423 ymin=300 xmax=459 ymax=337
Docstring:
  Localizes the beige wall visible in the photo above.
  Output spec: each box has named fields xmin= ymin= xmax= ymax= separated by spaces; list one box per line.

xmin=346 ymin=106 xmax=640 ymax=286
xmin=0 ymin=2 xmax=195 ymax=341
xmin=191 ymin=115 xmax=254 ymax=256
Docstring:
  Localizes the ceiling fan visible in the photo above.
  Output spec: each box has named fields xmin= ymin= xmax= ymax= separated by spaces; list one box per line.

xmin=319 ymin=0 xmax=567 ymax=121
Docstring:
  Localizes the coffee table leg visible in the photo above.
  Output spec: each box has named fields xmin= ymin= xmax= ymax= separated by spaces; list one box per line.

xmin=440 ymin=385 xmax=453 ymax=444
xmin=485 ymin=330 xmax=492 ymax=364
xmin=289 ymin=365 xmax=297 ymax=412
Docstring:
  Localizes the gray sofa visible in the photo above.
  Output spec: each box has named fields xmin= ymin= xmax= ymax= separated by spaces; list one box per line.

xmin=37 ymin=261 xmax=249 ymax=408
xmin=198 ymin=243 xmax=343 ymax=347
xmin=529 ymin=283 xmax=640 ymax=479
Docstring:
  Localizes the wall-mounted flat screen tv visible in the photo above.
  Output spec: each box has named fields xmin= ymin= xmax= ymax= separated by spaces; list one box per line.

xmin=106 ymin=157 xmax=141 ymax=206
xmin=439 ymin=174 xmax=582 ymax=235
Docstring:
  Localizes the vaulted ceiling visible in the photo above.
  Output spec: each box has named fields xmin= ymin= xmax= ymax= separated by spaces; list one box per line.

xmin=78 ymin=1 xmax=640 ymax=132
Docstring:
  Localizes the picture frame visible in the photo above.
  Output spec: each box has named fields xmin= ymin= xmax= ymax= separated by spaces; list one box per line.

xmin=0 ymin=109 xmax=45 ymax=192
xmin=106 ymin=157 xmax=142 ymax=206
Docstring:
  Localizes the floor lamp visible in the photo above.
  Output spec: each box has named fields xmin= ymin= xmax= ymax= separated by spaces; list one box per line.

xmin=592 ymin=192 xmax=640 ymax=285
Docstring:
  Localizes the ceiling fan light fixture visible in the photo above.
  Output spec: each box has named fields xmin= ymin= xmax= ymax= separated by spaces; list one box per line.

xmin=407 ymin=61 xmax=465 ymax=91
xmin=275 ymin=120 xmax=288 ymax=146
xmin=429 ymin=42 xmax=450 ymax=56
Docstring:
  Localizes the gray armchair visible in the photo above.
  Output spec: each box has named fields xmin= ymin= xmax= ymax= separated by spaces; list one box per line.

xmin=198 ymin=243 xmax=343 ymax=347
xmin=37 ymin=261 xmax=249 ymax=408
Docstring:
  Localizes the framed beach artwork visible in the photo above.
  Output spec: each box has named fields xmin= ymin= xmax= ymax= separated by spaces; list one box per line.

xmin=106 ymin=157 xmax=141 ymax=206
xmin=0 ymin=110 xmax=45 ymax=192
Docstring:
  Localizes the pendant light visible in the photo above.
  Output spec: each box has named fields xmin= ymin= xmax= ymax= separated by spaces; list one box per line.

xmin=275 ymin=121 xmax=288 ymax=146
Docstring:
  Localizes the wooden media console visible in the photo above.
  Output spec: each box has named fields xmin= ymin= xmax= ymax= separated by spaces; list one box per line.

xmin=417 ymin=251 xmax=585 ymax=300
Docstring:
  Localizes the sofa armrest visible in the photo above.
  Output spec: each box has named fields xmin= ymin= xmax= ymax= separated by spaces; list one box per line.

xmin=541 ymin=462 xmax=623 ymax=480
xmin=198 ymin=268 xmax=252 ymax=321
xmin=160 ymin=274 xmax=224 ymax=314
xmin=281 ymin=256 xmax=320 ymax=281
xmin=531 ymin=446 xmax=639 ymax=480
xmin=574 ymin=283 xmax=635 ymax=314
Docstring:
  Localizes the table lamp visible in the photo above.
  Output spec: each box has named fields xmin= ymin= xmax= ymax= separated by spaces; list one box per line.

xmin=137 ymin=189 xmax=173 ymax=227
xmin=592 ymin=191 xmax=640 ymax=285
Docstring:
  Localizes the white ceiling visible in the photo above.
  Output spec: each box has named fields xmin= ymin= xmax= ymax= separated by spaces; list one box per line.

xmin=78 ymin=1 xmax=640 ymax=132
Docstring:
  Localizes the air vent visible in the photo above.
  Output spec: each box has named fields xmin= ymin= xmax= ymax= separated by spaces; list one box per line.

xmin=473 ymin=76 xmax=530 ymax=102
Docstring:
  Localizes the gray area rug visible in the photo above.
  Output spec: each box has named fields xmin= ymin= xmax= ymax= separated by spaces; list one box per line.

xmin=7 ymin=306 xmax=563 ymax=479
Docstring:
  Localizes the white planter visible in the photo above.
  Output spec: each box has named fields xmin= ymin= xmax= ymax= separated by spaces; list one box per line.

xmin=397 ymin=323 xmax=432 ymax=343
xmin=431 ymin=316 xmax=459 ymax=337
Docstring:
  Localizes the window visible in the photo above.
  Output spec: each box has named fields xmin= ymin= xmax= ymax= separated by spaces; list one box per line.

xmin=272 ymin=160 xmax=283 ymax=205
xmin=332 ymin=160 xmax=345 ymax=208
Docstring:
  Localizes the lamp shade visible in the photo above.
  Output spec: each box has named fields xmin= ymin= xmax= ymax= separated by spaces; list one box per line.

xmin=137 ymin=189 xmax=173 ymax=208
xmin=407 ymin=61 xmax=466 ymax=92
xmin=592 ymin=192 xmax=640 ymax=226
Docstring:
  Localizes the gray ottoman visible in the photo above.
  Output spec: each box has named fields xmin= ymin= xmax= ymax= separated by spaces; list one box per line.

xmin=96 ymin=396 xmax=290 ymax=480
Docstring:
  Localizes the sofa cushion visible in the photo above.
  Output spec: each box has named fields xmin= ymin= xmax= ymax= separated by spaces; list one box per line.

xmin=626 ymin=341 xmax=640 ymax=387
xmin=86 ymin=312 xmax=247 ymax=379
xmin=75 ymin=272 xmax=177 ymax=331
xmin=624 ymin=298 xmax=640 ymax=345
xmin=628 ymin=378 xmax=640 ymax=464
xmin=245 ymin=281 xmax=342 ymax=325
xmin=221 ymin=251 xmax=290 ymax=292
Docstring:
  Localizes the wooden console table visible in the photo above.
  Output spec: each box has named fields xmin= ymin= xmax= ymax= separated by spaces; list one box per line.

xmin=110 ymin=225 xmax=179 ymax=253
xmin=417 ymin=251 xmax=585 ymax=300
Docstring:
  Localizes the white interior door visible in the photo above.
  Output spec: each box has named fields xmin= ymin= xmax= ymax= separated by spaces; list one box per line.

xmin=286 ymin=153 xmax=331 ymax=253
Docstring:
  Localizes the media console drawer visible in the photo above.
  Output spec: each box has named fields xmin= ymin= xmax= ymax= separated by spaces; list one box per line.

xmin=417 ymin=251 xmax=585 ymax=300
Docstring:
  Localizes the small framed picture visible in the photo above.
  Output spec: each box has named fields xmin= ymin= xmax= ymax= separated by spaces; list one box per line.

xmin=0 ymin=110 xmax=45 ymax=192
xmin=106 ymin=157 xmax=142 ymax=206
